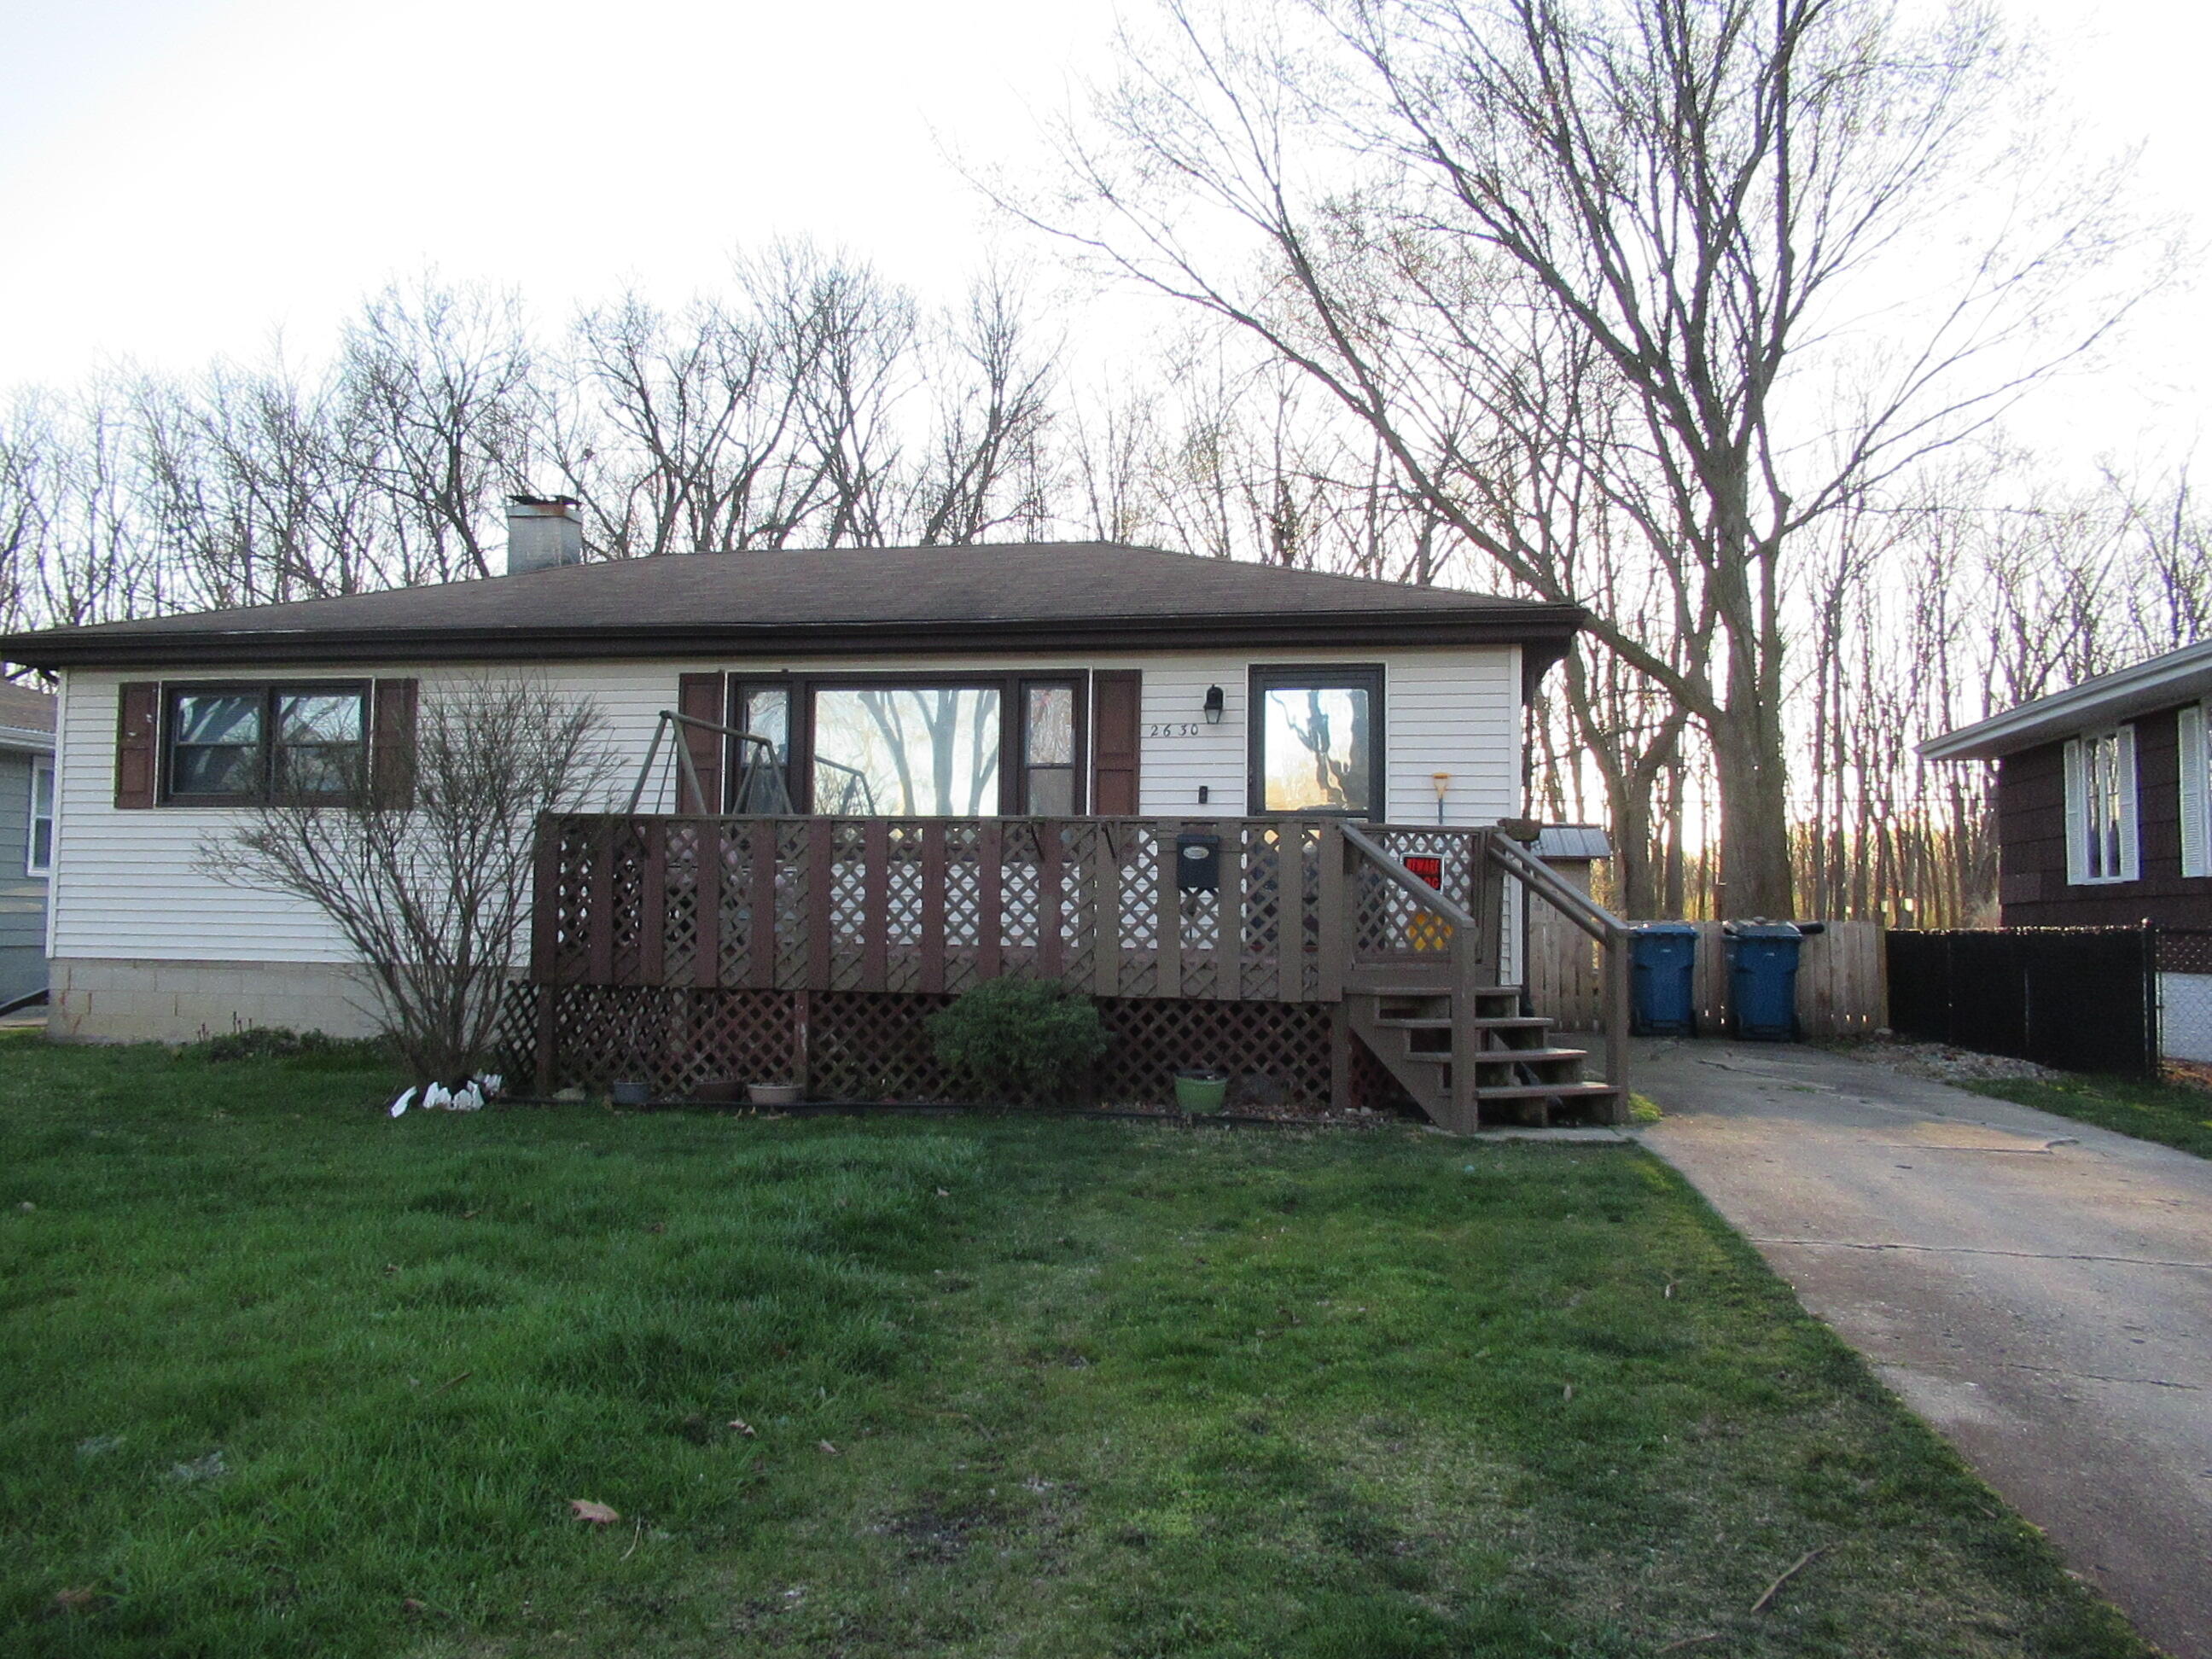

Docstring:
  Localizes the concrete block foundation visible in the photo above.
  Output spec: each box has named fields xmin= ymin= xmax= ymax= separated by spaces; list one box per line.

xmin=48 ymin=958 xmax=387 ymax=1044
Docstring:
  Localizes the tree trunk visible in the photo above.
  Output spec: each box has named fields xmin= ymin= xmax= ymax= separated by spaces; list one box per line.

xmin=1610 ymin=783 xmax=1656 ymax=921
xmin=1710 ymin=718 xmax=1795 ymax=920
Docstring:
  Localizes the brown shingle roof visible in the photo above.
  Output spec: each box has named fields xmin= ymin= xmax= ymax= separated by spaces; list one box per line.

xmin=0 ymin=542 xmax=1583 ymax=672
xmin=0 ymin=681 xmax=55 ymax=736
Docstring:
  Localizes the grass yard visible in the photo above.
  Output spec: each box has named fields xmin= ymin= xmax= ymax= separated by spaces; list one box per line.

xmin=0 ymin=1033 xmax=2151 ymax=1659
xmin=1960 ymin=1072 xmax=2212 ymax=1160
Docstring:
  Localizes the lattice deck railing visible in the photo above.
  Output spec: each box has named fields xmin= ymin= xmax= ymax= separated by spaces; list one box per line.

xmin=529 ymin=815 xmax=1508 ymax=1004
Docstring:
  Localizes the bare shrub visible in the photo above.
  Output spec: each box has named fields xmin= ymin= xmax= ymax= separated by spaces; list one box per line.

xmin=207 ymin=680 xmax=617 ymax=1084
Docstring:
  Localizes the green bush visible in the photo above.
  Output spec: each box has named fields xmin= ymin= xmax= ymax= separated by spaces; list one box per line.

xmin=927 ymin=979 xmax=1109 ymax=1105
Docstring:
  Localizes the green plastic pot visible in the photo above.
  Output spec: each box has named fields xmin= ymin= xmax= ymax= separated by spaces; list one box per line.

xmin=1174 ymin=1069 xmax=1230 ymax=1114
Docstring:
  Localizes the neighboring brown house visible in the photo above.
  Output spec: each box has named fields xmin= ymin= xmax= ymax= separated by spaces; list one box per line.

xmin=1921 ymin=639 xmax=2212 ymax=931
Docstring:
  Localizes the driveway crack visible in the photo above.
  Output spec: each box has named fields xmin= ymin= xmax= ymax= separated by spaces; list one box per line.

xmin=1745 ymin=1237 xmax=2212 ymax=1272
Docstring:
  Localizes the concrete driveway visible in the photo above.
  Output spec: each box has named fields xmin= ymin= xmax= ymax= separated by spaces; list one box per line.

xmin=1634 ymin=1040 xmax=2212 ymax=1659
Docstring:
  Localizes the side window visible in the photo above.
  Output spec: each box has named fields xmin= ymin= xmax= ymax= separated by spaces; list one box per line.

xmin=730 ymin=682 xmax=795 ymax=812
xmin=2064 ymin=726 xmax=2138 ymax=884
xmin=1021 ymin=682 xmax=1080 ymax=815
xmin=27 ymin=755 xmax=53 ymax=875
xmin=1249 ymin=665 xmax=1385 ymax=818
xmin=2181 ymin=701 xmax=2210 ymax=880
xmin=169 ymin=690 xmax=265 ymax=801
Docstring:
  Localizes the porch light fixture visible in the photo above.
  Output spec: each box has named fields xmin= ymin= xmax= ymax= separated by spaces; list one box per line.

xmin=1203 ymin=684 xmax=1225 ymax=725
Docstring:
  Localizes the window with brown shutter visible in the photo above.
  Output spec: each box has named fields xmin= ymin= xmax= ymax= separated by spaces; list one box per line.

xmin=1091 ymin=671 xmax=1141 ymax=815
xmin=114 ymin=681 xmax=160 ymax=809
xmin=160 ymin=681 xmax=369 ymax=805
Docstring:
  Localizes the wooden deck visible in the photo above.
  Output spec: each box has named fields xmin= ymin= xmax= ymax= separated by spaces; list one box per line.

xmin=525 ymin=814 xmax=1630 ymax=1124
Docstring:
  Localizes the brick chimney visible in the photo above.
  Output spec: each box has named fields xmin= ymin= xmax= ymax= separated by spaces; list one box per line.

xmin=504 ymin=495 xmax=584 ymax=574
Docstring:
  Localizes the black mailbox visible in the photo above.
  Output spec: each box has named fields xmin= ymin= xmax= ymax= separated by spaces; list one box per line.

xmin=1175 ymin=832 xmax=1221 ymax=894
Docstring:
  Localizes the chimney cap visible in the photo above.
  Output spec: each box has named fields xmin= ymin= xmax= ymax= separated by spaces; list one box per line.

xmin=507 ymin=493 xmax=580 ymax=511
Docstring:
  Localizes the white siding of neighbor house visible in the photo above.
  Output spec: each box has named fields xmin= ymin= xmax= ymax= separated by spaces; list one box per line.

xmin=51 ymin=643 xmax=1523 ymax=968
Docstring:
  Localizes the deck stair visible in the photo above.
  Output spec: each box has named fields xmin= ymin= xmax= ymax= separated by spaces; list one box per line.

xmin=1347 ymin=980 xmax=1621 ymax=1132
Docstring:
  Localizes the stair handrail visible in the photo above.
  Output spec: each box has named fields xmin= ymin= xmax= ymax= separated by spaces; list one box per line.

xmin=1482 ymin=834 xmax=1624 ymax=943
xmin=1340 ymin=824 xmax=1483 ymax=934
xmin=1483 ymin=831 xmax=1633 ymax=1108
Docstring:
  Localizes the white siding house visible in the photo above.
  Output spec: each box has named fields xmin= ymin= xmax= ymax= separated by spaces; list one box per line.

xmin=4 ymin=522 xmax=1577 ymax=1045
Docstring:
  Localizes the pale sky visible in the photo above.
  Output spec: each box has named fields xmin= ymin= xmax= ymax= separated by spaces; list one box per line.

xmin=0 ymin=0 xmax=2203 ymax=461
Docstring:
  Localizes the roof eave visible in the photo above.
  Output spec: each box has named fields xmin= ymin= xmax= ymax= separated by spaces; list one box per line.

xmin=2 ymin=605 xmax=1587 ymax=672
xmin=1920 ymin=642 xmax=2212 ymax=762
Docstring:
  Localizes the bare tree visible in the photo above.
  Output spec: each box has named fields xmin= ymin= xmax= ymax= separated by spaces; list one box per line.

xmin=1012 ymin=0 xmax=2154 ymax=914
xmin=549 ymin=267 xmax=824 ymax=558
xmin=909 ymin=270 xmax=1062 ymax=544
xmin=341 ymin=279 xmax=534 ymax=582
xmin=207 ymin=681 xmax=617 ymax=1084
xmin=773 ymin=249 xmax=918 ymax=547
xmin=132 ymin=358 xmax=390 ymax=608
xmin=0 ymin=383 xmax=166 ymax=629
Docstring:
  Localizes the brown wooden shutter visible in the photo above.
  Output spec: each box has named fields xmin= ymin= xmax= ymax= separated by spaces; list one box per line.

xmin=371 ymin=679 xmax=418 ymax=808
xmin=114 ymin=682 xmax=160 ymax=808
xmin=1091 ymin=671 xmax=1142 ymax=815
xmin=677 ymin=672 xmax=725 ymax=812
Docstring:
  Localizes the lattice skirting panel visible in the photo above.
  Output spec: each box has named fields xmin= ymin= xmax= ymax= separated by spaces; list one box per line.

xmin=498 ymin=985 xmax=1372 ymax=1109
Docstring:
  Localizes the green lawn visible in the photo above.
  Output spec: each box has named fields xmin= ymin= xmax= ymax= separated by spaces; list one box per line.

xmin=1961 ymin=1073 xmax=2212 ymax=1160
xmin=0 ymin=1033 xmax=2150 ymax=1658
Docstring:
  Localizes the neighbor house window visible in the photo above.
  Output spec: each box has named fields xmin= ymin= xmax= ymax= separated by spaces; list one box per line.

xmin=2181 ymin=701 xmax=2210 ymax=880
xmin=164 ymin=683 xmax=369 ymax=805
xmin=1249 ymin=665 xmax=1384 ymax=817
xmin=27 ymin=755 xmax=53 ymax=875
xmin=2064 ymin=725 xmax=2138 ymax=884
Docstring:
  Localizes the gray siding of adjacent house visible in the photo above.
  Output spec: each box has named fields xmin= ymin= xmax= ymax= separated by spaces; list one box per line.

xmin=0 ymin=748 xmax=49 ymax=1005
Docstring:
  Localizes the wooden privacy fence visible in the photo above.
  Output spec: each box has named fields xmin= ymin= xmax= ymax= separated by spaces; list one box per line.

xmin=1528 ymin=914 xmax=1886 ymax=1038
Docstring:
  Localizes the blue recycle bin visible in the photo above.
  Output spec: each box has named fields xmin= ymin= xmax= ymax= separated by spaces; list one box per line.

xmin=1629 ymin=923 xmax=1699 ymax=1036
xmin=1726 ymin=923 xmax=1804 ymax=1040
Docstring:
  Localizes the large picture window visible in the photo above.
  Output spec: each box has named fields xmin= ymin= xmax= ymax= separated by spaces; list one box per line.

xmin=164 ymin=683 xmax=369 ymax=805
xmin=1249 ymin=665 xmax=1384 ymax=817
xmin=713 ymin=674 xmax=1088 ymax=816
xmin=811 ymin=686 xmax=1003 ymax=816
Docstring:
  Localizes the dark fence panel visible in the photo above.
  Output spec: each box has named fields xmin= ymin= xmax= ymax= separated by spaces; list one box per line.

xmin=1947 ymin=931 xmax=2029 ymax=1057
xmin=1885 ymin=928 xmax=2157 ymax=1079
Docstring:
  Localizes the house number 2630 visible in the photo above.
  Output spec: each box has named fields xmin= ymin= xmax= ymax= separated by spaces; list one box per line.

xmin=1144 ymin=722 xmax=1202 ymax=739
